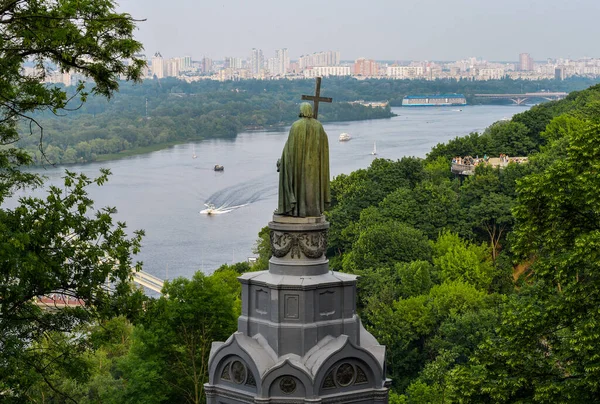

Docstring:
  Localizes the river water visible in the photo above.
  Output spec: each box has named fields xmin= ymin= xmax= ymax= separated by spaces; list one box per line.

xmin=8 ymin=105 xmax=528 ymax=281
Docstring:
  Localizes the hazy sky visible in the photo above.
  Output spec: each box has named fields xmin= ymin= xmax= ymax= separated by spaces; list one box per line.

xmin=117 ymin=0 xmax=599 ymax=62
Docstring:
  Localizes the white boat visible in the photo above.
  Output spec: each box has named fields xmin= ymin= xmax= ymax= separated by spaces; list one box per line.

xmin=371 ymin=141 xmax=377 ymax=155
xmin=339 ymin=133 xmax=351 ymax=141
xmin=192 ymin=145 xmax=197 ymax=159
xmin=203 ymin=203 xmax=216 ymax=215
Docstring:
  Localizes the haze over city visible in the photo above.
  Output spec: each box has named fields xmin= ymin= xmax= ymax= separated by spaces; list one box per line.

xmin=118 ymin=0 xmax=599 ymax=61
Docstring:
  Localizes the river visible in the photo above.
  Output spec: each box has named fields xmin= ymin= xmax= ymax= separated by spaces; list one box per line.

xmin=8 ymin=105 xmax=529 ymax=281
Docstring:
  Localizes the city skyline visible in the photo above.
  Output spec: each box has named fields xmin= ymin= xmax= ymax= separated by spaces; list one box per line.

xmin=117 ymin=0 xmax=600 ymax=61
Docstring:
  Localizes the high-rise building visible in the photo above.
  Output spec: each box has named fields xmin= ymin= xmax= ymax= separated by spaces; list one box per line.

xmin=151 ymin=52 xmax=164 ymax=78
xmin=266 ymin=57 xmax=278 ymax=76
xmin=555 ymin=66 xmax=566 ymax=80
xmin=225 ymin=57 xmax=242 ymax=69
xmin=201 ymin=57 xmax=213 ymax=74
xmin=354 ymin=58 xmax=379 ymax=77
xmin=251 ymin=48 xmax=264 ymax=75
xmin=165 ymin=58 xmax=180 ymax=77
xmin=298 ymin=51 xmax=340 ymax=70
xmin=178 ymin=55 xmax=192 ymax=71
xmin=519 ymin=53 xmax=534 ymax=71
xmin=275 ymin=48 xmax=290 ymax=76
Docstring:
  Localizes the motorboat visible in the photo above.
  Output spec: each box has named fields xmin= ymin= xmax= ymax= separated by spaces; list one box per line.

xmin=339 ymin=133 xmax=351 ymax=141
xmin=214 ymin=164 xmax=224 ymax=171
xmin=203 ymin=203 xmax=216 ymax=215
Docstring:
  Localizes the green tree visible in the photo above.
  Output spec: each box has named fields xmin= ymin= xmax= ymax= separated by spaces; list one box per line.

xmin=0 ymin=1 xmax=145 ymax=398
xmin=448 ymin=120 xmax=600 ymax=402
xmin=342 ymin=221 xmax=432 ymax=273
xmin=0 ymin=0 xmax=144 ymax=184
xmin=117 ymin=270 xmax=240 ymax=404
xmin=0 ymin=171 xmax=145 ymax=401
xmin=432 ymin=231 xmax=496 ymax=291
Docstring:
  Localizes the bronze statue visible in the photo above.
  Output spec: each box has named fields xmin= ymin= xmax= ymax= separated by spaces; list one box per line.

xmin=277 ymin=103 xmax=330 ymax=217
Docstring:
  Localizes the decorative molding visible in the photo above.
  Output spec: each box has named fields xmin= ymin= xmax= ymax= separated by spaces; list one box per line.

xmin=355 ymin=366 xmax=368 ymax=385
xmin=270 ymin=230 xmax=327 ymax=259
xmin=231 ymin=360 xmax=247 ymax=384
xmin=221 ymin=362 xmax=231 ymax=381
xmin=321 ymin=362 xmax=371 ymax=391
xmin=284 ymin=294 xmax=300 ymax=319
xmin=255 ymin=288 xmax=268 ymax=315
xmin=279 ymin=377 xmax=297 ymax=395
xmin=335 ymin=363 xmax=355 ymax=387
xmin=322 ymin=371 xmax=336 ymax=390
xmin=246 ymin=371 xmax=257 ymax=387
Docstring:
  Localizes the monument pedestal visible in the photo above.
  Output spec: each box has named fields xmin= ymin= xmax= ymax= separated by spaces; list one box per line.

xmin=205 ymin=215 xmax=390 ymax=403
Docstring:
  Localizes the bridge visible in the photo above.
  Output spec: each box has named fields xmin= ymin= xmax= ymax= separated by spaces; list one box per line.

xmin=474 ymin=92 xmax=567 ymax=105
xmin=34 ymin=271 xmax=165 ymax=312
xmin=132 ymin=271 xmax=165 ymax=294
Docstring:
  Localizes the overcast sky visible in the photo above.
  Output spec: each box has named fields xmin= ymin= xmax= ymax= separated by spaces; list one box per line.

xmin=117 ymin=0 xmax=599 ymax=62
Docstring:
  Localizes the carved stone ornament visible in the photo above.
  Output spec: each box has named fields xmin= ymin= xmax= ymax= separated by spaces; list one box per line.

xmin=279 ymin=377 xmax=297 ymax=394
xmin=231 ymin=360 xmax=247 ymax=384
xmin=246 ymin=371 xmax=257 ymax=387
xmin=355 ymin=366 xmax=368 ymax=385
xmin=221 ymin=362 xmax=231 ymax=381
xmin=335 ymin=363 xmax=355 ymax=387
xmin=270 ymin=230 xmax=328 ymax=259
xmin=322 ymin=371 xmax=336 ymax=389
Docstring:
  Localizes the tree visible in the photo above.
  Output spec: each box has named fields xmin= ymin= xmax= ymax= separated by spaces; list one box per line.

xmin=117 ymin=270 xmax=240 ymax=404
xmin=342 ymin=221 xmax=432 ymax=273
xmin=467 ymin=192 xmax=514 ymax=262
xmin=1 ymin=1 xmax=145 ymax=398
xmin=0 ymin=0 xmax=144 ymax=194
xmin=0 ymin=170 xmax=145 ymax=401
xmin=448 ymin=119 xmax=600 ymax=402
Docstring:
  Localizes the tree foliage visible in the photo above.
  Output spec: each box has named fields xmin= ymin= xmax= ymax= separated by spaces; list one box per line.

xmin=0 ymin=171 xmax=146 ymax=401
xmin=0 ymin=0 xmax=145 ymax=179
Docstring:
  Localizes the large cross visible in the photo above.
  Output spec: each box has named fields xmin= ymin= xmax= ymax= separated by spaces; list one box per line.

xmin=301 ymin=77 xmax=332 ymax=119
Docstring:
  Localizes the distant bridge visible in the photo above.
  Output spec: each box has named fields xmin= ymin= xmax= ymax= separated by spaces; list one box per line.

xmin=132 ymin=271 xmax=164 ymax=294
xmin=474 ymin=92 xmax=568 ymax=105
xmin=34 ymin=271 xmax=165 ymax=312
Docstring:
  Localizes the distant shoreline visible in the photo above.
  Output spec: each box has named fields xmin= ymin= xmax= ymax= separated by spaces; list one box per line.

xmin=31 ymin=115 xmax=397 ymax=166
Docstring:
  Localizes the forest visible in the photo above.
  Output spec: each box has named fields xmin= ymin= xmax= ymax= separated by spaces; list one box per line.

xmin=15 ymin=76 xmax=599 ymax=165
xmin=7 ymin=81 xmax=600 ymax=403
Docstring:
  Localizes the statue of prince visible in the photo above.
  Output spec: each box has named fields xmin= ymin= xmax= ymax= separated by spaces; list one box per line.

xmin=276 ymin=102 xmax=330 ymax=217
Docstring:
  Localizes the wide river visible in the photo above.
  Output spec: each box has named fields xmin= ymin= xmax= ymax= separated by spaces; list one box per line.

xmin=10 ymin=105 xmax=528 ymax=281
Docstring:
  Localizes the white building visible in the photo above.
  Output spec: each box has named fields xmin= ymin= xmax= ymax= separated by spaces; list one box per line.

xmin=151 ymin=52 xmax=164 ymax=78
xmin=478 ymin=68 xmax=505 ymax=80
xmin=178 ymin=56 xmax=192 ymax=71
xmin=386 ymin=66 xmax=424 ymax=79
xmin=303 ymin=66 xmax=350 ymax=78
xmin=165 ymin=58 xmax=180 ymax=77
xmin=251 ymin=48 xmax=264 ymax=75
xmin=298 ymin=51 xmax=340 ymax=70
xmin=275 ymin=48 xmax=290 ymax=76
xmin=225 ymin=57 xmax=243 ymax=69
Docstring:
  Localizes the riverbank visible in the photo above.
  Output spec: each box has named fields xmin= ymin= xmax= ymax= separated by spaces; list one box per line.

xmin=94 ymin=140 xmax=196 ymax=162
xmin=25 ymin=113 xmax=396 ymax=166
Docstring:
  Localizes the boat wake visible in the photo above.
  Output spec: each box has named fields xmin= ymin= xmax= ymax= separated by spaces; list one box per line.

xmin=201 ymin=177 xmax=277 ymax=216
xmin=200 ymin=203 xmax=249 ymax=215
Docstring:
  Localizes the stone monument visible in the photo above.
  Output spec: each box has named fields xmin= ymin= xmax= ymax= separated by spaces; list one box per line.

xmin=205 ymin=78 xmax=390 ymax=403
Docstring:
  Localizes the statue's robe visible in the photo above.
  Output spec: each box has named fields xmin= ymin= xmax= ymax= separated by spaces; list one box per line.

xmin=277 ymin=117 xmax=330 ymax=217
